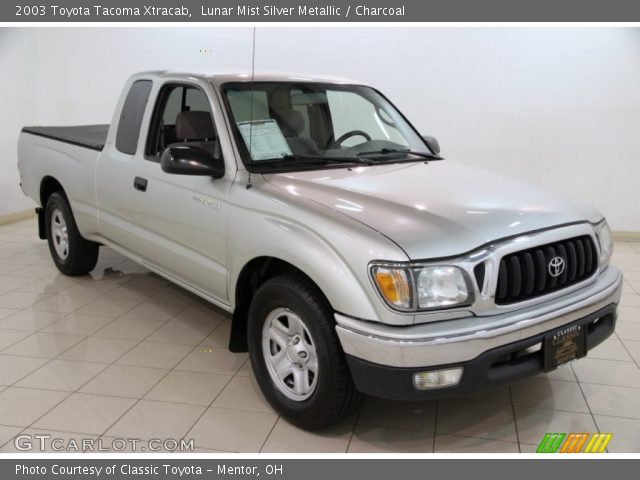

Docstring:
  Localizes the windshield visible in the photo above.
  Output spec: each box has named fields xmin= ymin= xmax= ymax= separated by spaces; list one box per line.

xmin=222 ymin=82 xmax=434 ymax=171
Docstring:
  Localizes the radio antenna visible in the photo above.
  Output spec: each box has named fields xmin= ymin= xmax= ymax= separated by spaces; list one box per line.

xmin=246 ymin=27 xmax=256 ymax=190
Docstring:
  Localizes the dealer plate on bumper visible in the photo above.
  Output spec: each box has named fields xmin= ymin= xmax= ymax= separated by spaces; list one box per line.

xmin=544 ymin=323 xmax=587 ymax=371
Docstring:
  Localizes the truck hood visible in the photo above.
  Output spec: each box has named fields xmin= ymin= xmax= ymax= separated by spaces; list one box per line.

xmin=264 ymin=160 xmax=603 ymax=260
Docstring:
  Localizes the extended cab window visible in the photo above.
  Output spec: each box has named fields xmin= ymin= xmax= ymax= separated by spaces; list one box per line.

xmin=146 ymin=84 xmax=219 ymax=159
xmin=116 ymin=80 xmax=152 ymax=155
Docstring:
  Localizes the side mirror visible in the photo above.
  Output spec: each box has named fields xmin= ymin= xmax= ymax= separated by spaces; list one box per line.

xmin=160 ymin=144 xmax=225 ymax=178
xmin=422 ymin=135 xmax=440 ymax=155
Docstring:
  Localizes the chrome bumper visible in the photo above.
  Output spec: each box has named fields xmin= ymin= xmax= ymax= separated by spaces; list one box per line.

xmin=336 ymin=266 xmax=623 ymax=368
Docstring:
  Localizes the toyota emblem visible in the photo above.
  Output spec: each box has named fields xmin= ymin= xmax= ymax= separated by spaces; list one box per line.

xmin=548 ymin=256 xmax=565 ymax=277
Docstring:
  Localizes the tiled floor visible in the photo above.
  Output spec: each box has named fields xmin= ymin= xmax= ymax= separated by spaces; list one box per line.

xmin=1 ymin=216 xmax=639 ymax=453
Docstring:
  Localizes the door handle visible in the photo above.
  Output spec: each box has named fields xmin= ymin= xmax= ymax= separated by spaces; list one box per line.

xmin=133 ymin=177 xmax=148 ymax=192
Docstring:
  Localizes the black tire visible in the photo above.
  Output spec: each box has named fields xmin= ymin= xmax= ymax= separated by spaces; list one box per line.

xmin=45 ymin=192 xmax=99 ymax=276
xmin=248 ymin=273 xmax=361 ymax=430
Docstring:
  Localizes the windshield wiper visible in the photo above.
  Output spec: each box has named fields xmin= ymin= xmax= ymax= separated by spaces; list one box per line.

xmin=276 ymin=154 xmax=374 ymax=166
xmin=249 ymin=154 xmax=384 ymax=172
xmin=356 ymin=148 xmax=442 ymax=160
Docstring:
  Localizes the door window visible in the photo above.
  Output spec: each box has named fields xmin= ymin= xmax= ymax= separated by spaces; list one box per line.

xmin=146 ymin=84 xmax=217 ymax=158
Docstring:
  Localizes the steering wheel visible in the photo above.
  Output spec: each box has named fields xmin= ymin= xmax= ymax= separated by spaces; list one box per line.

xmin=329 ymin=130 xmax=372 ymax=149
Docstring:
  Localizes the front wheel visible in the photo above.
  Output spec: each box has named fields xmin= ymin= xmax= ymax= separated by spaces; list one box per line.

xmin=45 ymin=192 xmax=99 ymax=276
xmin=247 ymin=274 xmax=361 ymax=430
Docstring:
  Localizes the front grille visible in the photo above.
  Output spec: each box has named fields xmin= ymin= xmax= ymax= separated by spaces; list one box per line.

xmin=494 ymin=235 xmax=598 ymax=305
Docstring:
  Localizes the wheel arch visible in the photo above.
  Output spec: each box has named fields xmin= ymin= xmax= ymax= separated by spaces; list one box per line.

xmin=229 ymin=256 xmax=332 ymax=352
xmin=37 ymin=176 xmax=66 ymax=239
xmin=40 ymin=175 xmax=66 ymax=207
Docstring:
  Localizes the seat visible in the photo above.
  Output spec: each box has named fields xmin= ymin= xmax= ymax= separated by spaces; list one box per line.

xmin=174 ymin=110 xmax=220 ymax=158
xmin=274 ymin=109 xmax=320 ymax=156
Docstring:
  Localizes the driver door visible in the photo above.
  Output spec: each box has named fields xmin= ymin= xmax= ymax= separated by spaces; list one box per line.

xmin=126 ymin=82 xmax=231 ymax=302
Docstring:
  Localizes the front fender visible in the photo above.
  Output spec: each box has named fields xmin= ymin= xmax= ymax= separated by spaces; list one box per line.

xmin=226 ymin=182 xmax=414 ymax=326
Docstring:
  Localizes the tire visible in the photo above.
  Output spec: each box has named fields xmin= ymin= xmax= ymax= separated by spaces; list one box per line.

xmin=248 ymin=273 xmax=361 ymax=430
xmin=45 ymin=192 xmax=99 ymax=276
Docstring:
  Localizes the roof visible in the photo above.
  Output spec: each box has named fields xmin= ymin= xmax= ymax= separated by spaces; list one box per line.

xmin=135 ymin=69 xmax=367 ymax=87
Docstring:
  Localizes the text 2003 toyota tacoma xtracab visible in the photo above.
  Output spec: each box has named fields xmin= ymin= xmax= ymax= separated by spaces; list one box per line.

xmin=17 ymin=71 xmax=622 ymax=429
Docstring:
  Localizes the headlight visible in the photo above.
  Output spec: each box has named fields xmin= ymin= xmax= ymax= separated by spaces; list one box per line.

xmin=371 ymin=264 xmax=472 ymax=311
xmin=595 ymin=221 xmax=613 ymax=266
xmin=416 ymin=266 xmax=470 ymax=308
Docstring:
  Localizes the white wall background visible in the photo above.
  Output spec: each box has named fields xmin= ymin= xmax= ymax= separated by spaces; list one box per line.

xmin=0 ymin=27 xmax=254 ymax=216
xmin=1 ymin=27 xmax=639 ymax=231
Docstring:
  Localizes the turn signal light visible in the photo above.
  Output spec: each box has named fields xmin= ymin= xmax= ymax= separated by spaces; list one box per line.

xmin=373 ymin=268 xmax=411 ymax=309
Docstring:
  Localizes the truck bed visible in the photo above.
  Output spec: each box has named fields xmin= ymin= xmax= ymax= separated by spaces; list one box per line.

xmin=22 ymin=125 xmax=108 ymax=151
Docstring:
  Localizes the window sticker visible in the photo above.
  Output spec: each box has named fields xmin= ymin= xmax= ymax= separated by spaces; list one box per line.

xmin=237 ymin=119 xmax=292 ymax=161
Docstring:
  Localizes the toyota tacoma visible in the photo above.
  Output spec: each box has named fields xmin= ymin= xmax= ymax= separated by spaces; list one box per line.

xmin=17 ymin=70 xmax=622 ymax=429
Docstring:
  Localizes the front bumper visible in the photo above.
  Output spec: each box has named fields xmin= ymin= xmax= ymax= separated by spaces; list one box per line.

xmin=336 ymin=265 xmax=622 ymax=400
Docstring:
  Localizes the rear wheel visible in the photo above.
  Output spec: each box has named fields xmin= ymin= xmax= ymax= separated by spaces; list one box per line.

xmin=45 ymin=192 xmax=99 ymax=276
xmin=248 ymin=273 xmax=361 ymax=430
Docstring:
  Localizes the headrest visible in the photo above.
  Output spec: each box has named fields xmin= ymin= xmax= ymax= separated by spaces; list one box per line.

xmin=276 ymin=109 xmax=305 ymax=136
xmin=175 ymin=111 xmax=216 ymax=140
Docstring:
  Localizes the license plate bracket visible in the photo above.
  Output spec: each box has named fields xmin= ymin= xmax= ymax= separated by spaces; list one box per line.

xmin=544 ymin=323 xmax=587 ymax=371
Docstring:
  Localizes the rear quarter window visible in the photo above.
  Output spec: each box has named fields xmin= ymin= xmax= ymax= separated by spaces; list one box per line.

xmin=116 ymin=80 xmax=153 ymax=154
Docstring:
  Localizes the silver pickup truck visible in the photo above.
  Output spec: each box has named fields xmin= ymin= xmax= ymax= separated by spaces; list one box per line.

xmin=18 ymin=70 xmax=622 ymax=429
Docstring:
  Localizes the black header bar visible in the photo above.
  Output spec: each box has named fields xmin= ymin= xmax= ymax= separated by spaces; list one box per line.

xmin=4 ymin=0 xmax=640 ymax=22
